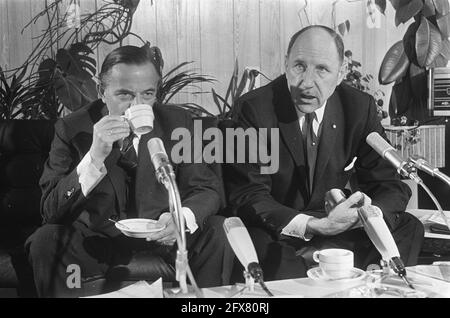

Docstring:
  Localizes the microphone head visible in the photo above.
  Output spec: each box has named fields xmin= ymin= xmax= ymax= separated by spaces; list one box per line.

xmin=366 ymin=132 xmax=395 ymax=159
xmin=357 ymin=205 xmax=400 ymax=260
xmin=223 ymin=217 xmax=259 ymax=270
xmin=148 ymin=137 xmax=166 ymax=158
xmin=147 ymin=137 xmax=170 ymax=170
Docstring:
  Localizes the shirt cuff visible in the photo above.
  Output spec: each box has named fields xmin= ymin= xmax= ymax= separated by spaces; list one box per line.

xmin=76 ymin=152 xmax=107 ymax=197
xmin=181 ymin=207 xmax=199 ymax=234
xmin=281 ymin=214 xmax=314 ymax=241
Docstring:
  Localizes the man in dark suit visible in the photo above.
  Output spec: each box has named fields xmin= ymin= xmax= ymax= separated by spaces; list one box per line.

xmin=26 ymin=45 xmax=233 ymax=297
xmin=225 ymin=25 xmax=424 ymax=281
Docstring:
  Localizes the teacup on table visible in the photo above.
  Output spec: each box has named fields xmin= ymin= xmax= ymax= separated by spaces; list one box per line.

xmin=312 ymin=248 xmax=354 ymax=280
xmin=123 ymin=104 xmax=154 ymax=135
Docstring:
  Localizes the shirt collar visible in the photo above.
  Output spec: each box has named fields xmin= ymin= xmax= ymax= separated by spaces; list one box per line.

xmin=296 ymin=101 xmax=327 ymax=125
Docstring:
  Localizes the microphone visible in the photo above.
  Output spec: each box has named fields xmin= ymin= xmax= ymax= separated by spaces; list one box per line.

xmin=366 ymin=132 xmax=422 ymax=184
xmin=357 ymin=205 xmax=414 ymax=289
xmin=223 ymin=217 xmax=273 ymax=296
xmin=147 ymin=137 xmax=203 ymax=297
xmin=147 ymin=137 xmax=175 ymax=185
xmin=409 ymin=155 xmax=450 ymax=185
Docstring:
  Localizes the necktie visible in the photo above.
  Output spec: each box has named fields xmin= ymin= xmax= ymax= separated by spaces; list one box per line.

xmin=118 ymin=133 xmax=138 ymax=173
xmin=304 ymin=112 xmax=318 ymax=193
xmin=117 ymin=133 xmax=138 ymax=217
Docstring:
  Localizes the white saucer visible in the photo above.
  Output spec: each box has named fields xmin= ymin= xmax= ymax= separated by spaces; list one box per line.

xmin=307 ymin=267 xmax=366 ymax=283
xmin=115 ymin=218 xmax=165 ymax=238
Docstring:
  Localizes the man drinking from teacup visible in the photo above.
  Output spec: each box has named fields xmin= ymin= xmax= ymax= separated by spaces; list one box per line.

xmin=25 ymin=45 xmax=233 ymax=297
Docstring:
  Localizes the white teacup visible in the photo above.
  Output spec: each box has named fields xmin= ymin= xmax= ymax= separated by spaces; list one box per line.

xmin=312 ymin=248 xmax=354 ymax=279
xmin=123 ymin=104 xmax=154 ymax=135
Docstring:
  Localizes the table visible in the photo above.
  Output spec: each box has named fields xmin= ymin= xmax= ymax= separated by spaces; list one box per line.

xmin=407 ymin=209 xmax=450 ymax=240
xmin=88 ymin=265 xmax=450 ymax=298
xmin=163 ymin=265 xmax=450 ymax=298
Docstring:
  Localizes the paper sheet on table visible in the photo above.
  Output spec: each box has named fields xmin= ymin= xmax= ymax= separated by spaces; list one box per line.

xmin=408 ymin=264 xmax=450 ymax=283
xmin=427 ymin=211 xmax=450 ymax=227
xmin=84 ymin=278 xmax=163 ymax=298
xmin=199 ymin=282 xmax=304 ymax=298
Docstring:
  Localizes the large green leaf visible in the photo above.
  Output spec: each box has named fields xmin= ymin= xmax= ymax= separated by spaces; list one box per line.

xmin=428 ymin=39 xmax=450 ymax=67
xmin=437 ymin=13 xmax=450 ymax=38
xmin=379 ymin=40 xmax=410 ymax=84
xmin=56 ymin=43 xmax=96 ymax=81
xmin=395 ymin=0 xmax=423 ymax=26
xmin=429 ymin=53 xmax=448 ymax=67
xmin=440 ymin=38 xmax=450 ymax=59
xmin=422 ymin=0 xmax=436 ymax=17
xmin=375 ymin=0 xmax=387 ymax=14
xmin=403 ymin=21 xmax=419 ymax=65
xmin=433 ymin=0 xmax=450 ymax=15
xmin=54 ymin=72 xmax=97 ymax=111
xmin=415 ymin=16 xmax=443 ymax=67
xmin=53 ymin=42 xmax=97 ymax=111
xmin=389 ymin=0 xmax=412 ymax=10
xmin=409 ymin=63 xmax=428 ymax=101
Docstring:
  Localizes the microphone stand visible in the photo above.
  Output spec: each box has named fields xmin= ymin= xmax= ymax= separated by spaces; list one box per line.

xmin=408 ymin=156 xmax=450 ymax=187
xmin=381 ymin=158 xmax=450 ymax=288
xmin=155 ymin=168 xmax=204 ymax=298
xmin=405 ymin=157 xmax=450 ymax=230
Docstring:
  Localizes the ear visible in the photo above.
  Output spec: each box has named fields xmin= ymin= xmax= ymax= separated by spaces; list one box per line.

xmin=97 ymin=84 xmax=106 ymax=103
xmin=284 ymin=54 xmax=289 ymax=73
xmin=336 ymin=63 xmax=346 ymax=86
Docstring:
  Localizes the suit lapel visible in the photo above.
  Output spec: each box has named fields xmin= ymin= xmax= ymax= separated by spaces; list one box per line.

xmin=311 ymin=91 xmax=344 ymax=199
xmin=273 ymin=78 xmax=306 ymax=169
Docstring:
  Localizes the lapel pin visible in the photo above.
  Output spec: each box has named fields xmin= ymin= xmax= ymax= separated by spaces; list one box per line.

xmin=332 ymin=124 xmax=337 ymax=129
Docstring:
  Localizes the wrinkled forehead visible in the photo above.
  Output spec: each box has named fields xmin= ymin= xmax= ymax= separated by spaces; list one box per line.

xmin=106 ymin=62 xmax=161 ymax=89
xmin=289 ymin=30 xmax=342 ymax=65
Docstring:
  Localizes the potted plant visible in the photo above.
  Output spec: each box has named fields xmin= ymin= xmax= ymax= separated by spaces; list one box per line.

xmin=374 ymin=0 xmax=447 ymax=170
xmin=377 ymin=0 xmax=450 ymax=123
xmin=177 ymin=59 xmax=269 ymax=123
xmin=343 ymin=49 xmax=388 ymax=121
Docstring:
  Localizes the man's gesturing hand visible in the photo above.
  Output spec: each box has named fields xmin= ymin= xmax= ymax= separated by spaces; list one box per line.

xmin=89 ymin=115 xmax=130 ymax=168
xmin=307 ymin=191 xmax=371 ymax=236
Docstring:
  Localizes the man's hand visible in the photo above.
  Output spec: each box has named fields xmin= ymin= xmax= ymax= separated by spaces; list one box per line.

xmin=145 ymin=212 xmax=178 ymax=246
xmin=89 ymin=115 xmax=130 ymax=169
xmin=307 ymin=191 xmax=371 ymax=236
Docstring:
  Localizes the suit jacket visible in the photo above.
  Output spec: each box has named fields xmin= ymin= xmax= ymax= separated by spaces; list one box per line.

xmin=39 ymin=99 xmax=222 ymax=236
xmin=224 ymin=75 xmax=411 ymax=235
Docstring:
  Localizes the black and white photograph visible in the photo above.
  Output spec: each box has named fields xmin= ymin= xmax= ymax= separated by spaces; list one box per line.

xmin=0 ymin=0 xmax=450 ymax=303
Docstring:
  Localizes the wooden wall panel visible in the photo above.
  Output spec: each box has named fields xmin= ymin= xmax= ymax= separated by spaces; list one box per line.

xmin=0 ymin=0 xmax=424 ymax=116
xmin=7 ymin=0 xmax=33 ymax=69
xmin=280 ymin=0 xmax=307 ymax=55
xmin=79 ymin=0 xmax=98 ymax=74
xmin=128 ymin=0 xmax=157 ymax=47
xmin=199 ymin=0 xmax=234 ymax=112
xmin=29 ymin=0 xmax=49 ymax=55
xmin=234 ymin=0 xmax=260 ymax=82
xmin=0 ymin=0 xmax=10 ymax=69
xmin=155 ymin=0 xmax=179 ymax=102
xmin=176 ymin=0 xmax=202 ymax=106
xmin=260 ymin=0 xmax=281 ymax=85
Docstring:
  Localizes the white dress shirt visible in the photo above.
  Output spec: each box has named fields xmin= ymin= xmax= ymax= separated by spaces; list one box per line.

xmin=76 ymin=134 xmax=198 ymax=233
xmin=281 ymin=102 xmax=327 ymax=240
